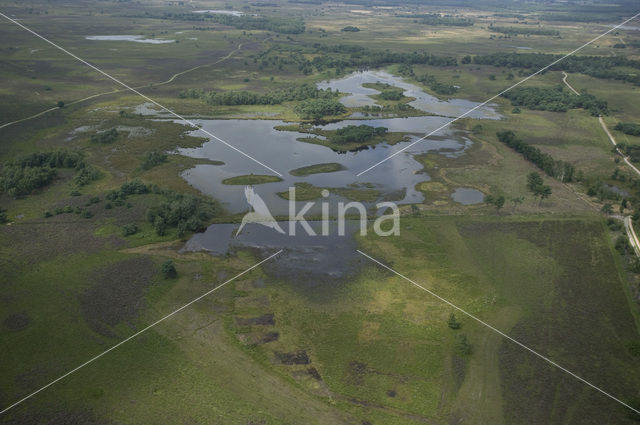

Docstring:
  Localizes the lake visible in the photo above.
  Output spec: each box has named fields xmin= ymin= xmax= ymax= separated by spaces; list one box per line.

xmin=173 ymin=70 xmax=500 ymax=264
xmin=171 ymin=70 xmax=499 ymax=215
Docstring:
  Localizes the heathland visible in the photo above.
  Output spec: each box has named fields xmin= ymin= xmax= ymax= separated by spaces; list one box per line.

xmin=1 ymin=1 xmax=640 ymax=424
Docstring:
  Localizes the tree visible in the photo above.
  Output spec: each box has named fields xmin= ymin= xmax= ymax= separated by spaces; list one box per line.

xmin=538 ymin=184 xmax=552 ymax=203
xmin=527 ymin=172 xmax=552 ymax=205
xmin=57 ymin=100 xmax=64 ymax=108
xmin=527 ymin=172 xmax=544 ymax=192
xmin=455 ymin=334 xmax=472 ymax=355
xmin=484 ymin=194 xmax=505 ymax=211
xmin=601 ymin=203 xmax=614 ymax=214
xmin=447 ymin=313 xmax=461 ymax=329
xmin=161 ymin=260 xmax=177 ymax=279
xmin=154 ymin=216 xmax=167 ymax=236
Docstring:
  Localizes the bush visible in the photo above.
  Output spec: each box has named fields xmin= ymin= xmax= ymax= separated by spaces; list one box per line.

xmin=140 ymin=151 xmax=168 ymax=170
xmin=90 ymin=128 xmax=119 ymax=144
xmin=74 ymin=165 xmax=101 ymax=187
xmin=122 ymin=223 xmax=139 ymax=236
xmin=147 ymin=192 xmax=216 ymax=236
xmin=161 ymin=260 xmax=177 ymax=279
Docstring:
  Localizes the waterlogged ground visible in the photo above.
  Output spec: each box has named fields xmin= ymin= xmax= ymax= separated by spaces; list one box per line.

xmin=181 ymin=221 xmax=364 ymax=284
xmin=85 ymin=35 xmax=176 ymax=44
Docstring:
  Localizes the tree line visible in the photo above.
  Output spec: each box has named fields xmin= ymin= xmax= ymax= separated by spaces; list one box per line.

xmin=180 ymin=83 xmax=338 ymax=106
xmin=156 ymin=12 xmax=305 ymax=34
xmin=309 ymin=44 xmax=458 ymax=73
xmin=615 ymin=123 xmax=640 ymax=137
xmin=497 ymin=130 xmax=575 ymax=182
xmin=501 ymin=86 xmax=608 ymax=116
xmin=472 ymin=52 xmax=640 ymax=86
xmin=399 ymin=13 xmax=473 ymax=27
xmin=488 ymin=26 xmax=559 ymax=36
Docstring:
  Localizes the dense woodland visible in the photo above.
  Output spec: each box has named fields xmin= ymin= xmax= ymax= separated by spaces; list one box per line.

xmin=180 ymin=84 xmax=338 ymax=106
xmin=309 ymin=45 xmax=458 ymax=72
xmin=294 ymin=98 xmax=346 ymax=120
xmin=473 ymin=52 xmax=640 ymax=86
xmin=501 ymin=86 xmax=608 ymax=116
xmin=0 ymin=150 xmax=100 ymax=197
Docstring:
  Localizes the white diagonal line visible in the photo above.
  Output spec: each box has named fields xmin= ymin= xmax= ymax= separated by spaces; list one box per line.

xmin=0 ymin=249 xmax=283 ymax=415
xmin=356 ymin=249 xmax=640 ymax=415
xmin=0 ymin=12 xmax=282 ymax=176
xmin=356 ymin=12 xmax=640 ymax=177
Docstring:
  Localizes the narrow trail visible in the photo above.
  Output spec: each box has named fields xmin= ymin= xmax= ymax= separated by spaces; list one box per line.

xmin=561 ymin=71 xmax=580 ymax=95
xmin=624 ymin=216 xmax=640 ymax=257
xmin=562 ymin=71 xmax=640 ymax=176
xmin=562 ymin=71 xmax=640 ymax=255
xmin=0 ymin=42 xmax=244 ymax=130
xmin=599 ymin=115 xmax=640 ymax=176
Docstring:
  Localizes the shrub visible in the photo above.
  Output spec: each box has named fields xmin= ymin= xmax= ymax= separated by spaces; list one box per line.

xmin=140 ymin=151 xmax=168 ymax=170
xmin=90 ymin=128 xmax=119 ymax=144
xmin=122 ymin=223 xmax=139 ymax=236
xmin=161 ymin=260 xmax=177 ymax=279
